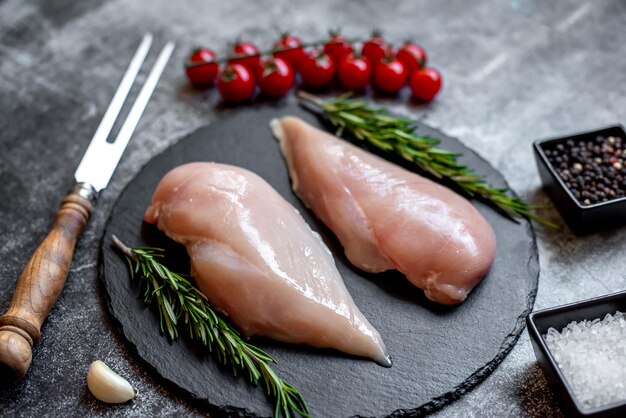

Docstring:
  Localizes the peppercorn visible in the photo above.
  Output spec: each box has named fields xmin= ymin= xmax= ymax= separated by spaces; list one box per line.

xmin=544 ymin=134 xmax=626 ymax=206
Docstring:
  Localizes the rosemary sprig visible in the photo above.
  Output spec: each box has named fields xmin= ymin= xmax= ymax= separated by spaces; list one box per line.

xmin=298 ymin=91 xmax=556 ymax=227
xmin=112 ymin=235 xmax=309 ymax=418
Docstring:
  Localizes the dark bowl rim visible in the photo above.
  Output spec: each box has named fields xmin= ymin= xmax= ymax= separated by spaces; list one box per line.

xmin=527 ymin=289 xmax=626 ymax=415
xmin=533 ymin=124 xmax=626 ymax=210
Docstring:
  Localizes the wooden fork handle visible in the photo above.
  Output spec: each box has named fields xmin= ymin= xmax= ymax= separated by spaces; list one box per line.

xmin=0 ymin=183 xmax=95 ymax=379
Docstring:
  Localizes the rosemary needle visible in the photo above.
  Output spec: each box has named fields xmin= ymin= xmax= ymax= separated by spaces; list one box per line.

xmin=297 ymin=91 xmax=556 ymax=227
xmin=112 ymin=235 xmax=310 ymax=418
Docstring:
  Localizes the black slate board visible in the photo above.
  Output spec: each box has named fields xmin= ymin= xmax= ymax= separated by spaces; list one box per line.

xmin=100 ymin=103 xmax=539 ymax=418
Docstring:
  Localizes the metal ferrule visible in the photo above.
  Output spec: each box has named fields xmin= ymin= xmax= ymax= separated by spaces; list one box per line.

xmin=71 ymin=182 xmax=98 ymax=203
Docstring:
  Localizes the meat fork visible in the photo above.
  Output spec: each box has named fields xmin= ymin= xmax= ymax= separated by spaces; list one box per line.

xmin=0 ymin=34 xmax=175 ymax=379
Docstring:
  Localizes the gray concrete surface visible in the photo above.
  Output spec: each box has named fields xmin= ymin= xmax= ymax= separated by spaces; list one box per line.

xmin=1 ymin=0 xmax=625 ymax=416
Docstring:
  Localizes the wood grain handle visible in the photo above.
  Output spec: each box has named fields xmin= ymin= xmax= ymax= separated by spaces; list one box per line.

xmin=0 ymin=183 xmax=95 ymax=379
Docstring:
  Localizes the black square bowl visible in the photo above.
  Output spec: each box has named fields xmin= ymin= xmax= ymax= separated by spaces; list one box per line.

xmin=527 ymin=290 xmax=626 ymax=417
xmin=533 ymin=125 xmax=626 ymax=234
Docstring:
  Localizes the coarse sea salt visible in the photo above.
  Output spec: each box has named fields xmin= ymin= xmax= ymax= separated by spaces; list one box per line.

xmin=543 ymin=311 xmax=626 ymax=409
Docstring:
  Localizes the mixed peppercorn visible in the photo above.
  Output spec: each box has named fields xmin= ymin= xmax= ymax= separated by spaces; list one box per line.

xmin=184 ymin=30 xmax=442 ymax=103
xmin=544 ymin=135 xmax=626 ymax=206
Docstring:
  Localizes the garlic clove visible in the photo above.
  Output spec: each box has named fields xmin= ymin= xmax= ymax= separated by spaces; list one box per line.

xmin=87 ymin=360 xmax=138 ymax=404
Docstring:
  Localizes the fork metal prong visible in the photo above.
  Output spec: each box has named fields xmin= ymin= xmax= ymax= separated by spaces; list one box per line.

xmin=86 ymin=34 xmax=152 ymax=148
xmin=74 ymin=34 xmax=153 ymax=189
xmin=74 ymin=35 xmax=175 ymax=192
xmin=111 ymin=41 xmax=175 ymax=153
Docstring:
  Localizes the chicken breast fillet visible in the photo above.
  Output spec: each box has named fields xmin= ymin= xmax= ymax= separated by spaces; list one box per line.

xmin=144 ymin=162 xmax=389 ymax=366
xmin=271 ymin=117 xmax=496 ymax=305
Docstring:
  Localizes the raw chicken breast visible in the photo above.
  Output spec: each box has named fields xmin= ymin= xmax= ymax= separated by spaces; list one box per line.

xmin=144 ymin=162 xmax=390 ymax=366
xmin=271 ymin=117 xmax=496 ymax=305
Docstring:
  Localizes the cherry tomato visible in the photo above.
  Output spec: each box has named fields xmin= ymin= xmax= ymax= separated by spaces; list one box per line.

xmin=373 ymin=58 xmax=407 ymax=93
xmin=361 ymin=31 xmax=387 ymax=65
xmin=323 ymin=32 xmax=353 ymax=64
xmin=272 ymin=33 xmax=305 ymax=70
xmin=228 ymin=41 xmax=261 ymax=75
xmin=409 ymin=67 xmax=442 ymax=102
xmin=217 ymin=64 xmax=256 ymax=103
xmin=338 ymin=54 xmax=371 ymax=91
xmin=299 ymin=49 xmax=336 ymax=88
xmin=185 ymin=48 xmax=219 ymax=88
xmin=257 ymin=57 xmax=295 ymax=98
xmin=396 ymin=42 xmax=427 ymax=74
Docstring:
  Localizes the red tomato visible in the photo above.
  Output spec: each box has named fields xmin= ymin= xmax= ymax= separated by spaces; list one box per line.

xmin=228 ymin=41 xmax=261 ymax=75
xmin=361 ymin=31 xmax=387 ymax=64
xmin=396 ymin=42 xmax=427 ymax=74
xmin=373 ymin=58 xmax=407 ymax=93
xmin=185 ymin=48 xmax=218 ymax=88
xmin=272 ymin=33 xmax=305 ymax=70
xmin=188 ymin=47 xmax=216 ymax=64
xmin=299 ymin=49 xmax=335 ymax=88
xmin=257 ymin=57 xmax=295 ymax=98
xmin=338 ymin=54 xmax=371 ymax=91
xmin=217 ymin=64 xmax=256 ymax=103
xmin=409 ymin=67 xmax=442 ymax=102
xmin=323 ymin=32 xmax=353 ymax=64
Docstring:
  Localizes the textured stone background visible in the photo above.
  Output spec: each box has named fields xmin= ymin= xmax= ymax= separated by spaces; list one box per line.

xmin=1 ymin=0 xmax=625 ymax=416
